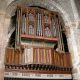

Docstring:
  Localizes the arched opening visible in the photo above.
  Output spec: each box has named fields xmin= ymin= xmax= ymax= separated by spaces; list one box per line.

xmin=8 ymin=6 xmax=69 ymax=52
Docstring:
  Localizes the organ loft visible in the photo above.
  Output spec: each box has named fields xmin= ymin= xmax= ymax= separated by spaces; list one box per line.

xmin=1 ymin=0 xmax=80 ymax=79
xmin=4 ymin=5 xmax=72 ymax=80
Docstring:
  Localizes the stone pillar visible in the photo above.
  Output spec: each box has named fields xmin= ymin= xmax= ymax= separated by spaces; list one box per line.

xmin=72 ymin=28 xmax=80 ymax=80
xmin=66 ymin=24 xmax=80 ymax=80
xmin=0 ymin=12 xmax=5 ymax=80
xmin=0 ymin=11 xmax=10 ymax=80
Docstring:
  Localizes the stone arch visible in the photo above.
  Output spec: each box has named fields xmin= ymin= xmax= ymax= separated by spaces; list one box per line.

xmin=6 ymin=0 xmax=71 ymax=24
xmin=3 ymin=0 xmax=72 ymax=56
xmin=5 ymin=0 xmax=71 ymax=41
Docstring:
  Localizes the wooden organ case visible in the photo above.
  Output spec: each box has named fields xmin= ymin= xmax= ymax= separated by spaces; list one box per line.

xmin=4 ymin=5 xmax=72 ymax=80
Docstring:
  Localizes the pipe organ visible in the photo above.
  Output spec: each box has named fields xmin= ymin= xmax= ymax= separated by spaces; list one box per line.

xmin=5 ymin=5 xmax=72 ymax=80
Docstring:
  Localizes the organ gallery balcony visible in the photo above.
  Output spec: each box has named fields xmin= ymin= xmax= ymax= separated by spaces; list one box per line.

xmin=4 ymin=5 xmax=72 ymax=79
xmin=5 ymin=47 xmax=72 ymax=74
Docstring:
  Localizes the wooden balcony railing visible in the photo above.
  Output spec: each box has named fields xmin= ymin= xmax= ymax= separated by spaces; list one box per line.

xmin=5 ymin=47 xmax=72 ymax=74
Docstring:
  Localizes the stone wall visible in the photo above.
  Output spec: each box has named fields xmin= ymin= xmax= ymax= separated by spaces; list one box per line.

xmin=0 ymin=0 xmax=80 ymax=80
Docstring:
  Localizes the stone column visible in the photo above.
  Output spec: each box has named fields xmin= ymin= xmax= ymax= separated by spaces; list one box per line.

xmin=66 ymin=24 xmax=80 ymax=80
xmin=0 ymin=11 xmax=11 ymax=80
xmin=72 ymin=28 xmax=80 ymax=80
xmin=0 ymin=12 xmax=5 ymax=80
